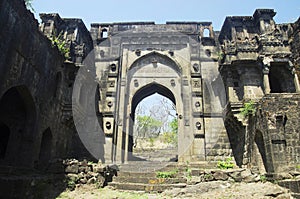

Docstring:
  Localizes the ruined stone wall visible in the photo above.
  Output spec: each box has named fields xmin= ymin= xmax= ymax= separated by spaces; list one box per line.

xmin=290 ymin=17 xmax=300 ymax=79
xmin=249 ymin=94 xmax=300 ymax=173
xmin=0 ymin=0 xmax=84 ymax=169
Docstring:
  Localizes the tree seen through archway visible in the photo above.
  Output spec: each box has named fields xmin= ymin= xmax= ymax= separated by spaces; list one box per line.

xmin=133 ymin=93 xmax=178 ymax=162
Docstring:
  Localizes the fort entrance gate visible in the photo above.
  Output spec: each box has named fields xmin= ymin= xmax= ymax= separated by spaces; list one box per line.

xmin=88 ymin=22 xmax=228 ymax=164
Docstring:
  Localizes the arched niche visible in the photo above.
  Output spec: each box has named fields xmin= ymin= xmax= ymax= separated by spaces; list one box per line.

xmin=0 ymin=85 xmax=36 ymax=166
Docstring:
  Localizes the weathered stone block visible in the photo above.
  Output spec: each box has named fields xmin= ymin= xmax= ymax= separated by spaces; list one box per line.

xmin=213 ymin=171 xmax=229 ymax=181
xmin=65 ymin=165 xmax=79 ymax=174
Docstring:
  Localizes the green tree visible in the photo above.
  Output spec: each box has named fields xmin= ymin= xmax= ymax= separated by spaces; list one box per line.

xmin=49 ymin=31 xmax=70 ymax=59
xmin=169 ymin=118 xmax=178 ymax=133
xmin=135 ymin=115 xmax=163 ymax=138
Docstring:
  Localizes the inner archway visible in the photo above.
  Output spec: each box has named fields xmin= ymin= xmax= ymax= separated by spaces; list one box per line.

xmin=0 ymin=86 xmax=36 ymax=166
xmin=269 ymin=64 xmax=296 ymax=93
xmin=129 ymin=83 xmax=178 ymax=162
xmin=38 ymin=128 xmax=53 ymax=170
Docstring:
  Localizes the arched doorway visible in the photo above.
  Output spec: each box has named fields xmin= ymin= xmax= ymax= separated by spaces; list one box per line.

xmin=269 ymin=64 xmax=296 ymax=93
xmin=0 ymin=86 xmax=36 ymax=166
xmin=39 ymin=128 xmax=53 ymax=170
xmin=0 ymin=122 xmax=10 ymax=159
xmin=110 ymin=51 xmax=200 ymax=164
xmin=129 ymin=84 xmax=178 ymax=162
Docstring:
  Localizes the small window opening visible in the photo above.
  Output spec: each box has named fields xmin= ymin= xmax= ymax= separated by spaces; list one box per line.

xmin=101 ymin=29 xmax=108 ymax=38
xmin=203 ymin=29 xmax=210 ymax=37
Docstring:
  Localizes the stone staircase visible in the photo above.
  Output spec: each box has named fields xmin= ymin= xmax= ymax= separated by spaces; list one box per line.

xmin=108 ymin=161 xmax=218 ymax=192
xmin=229 ymin=102 xmax=247 ymax=126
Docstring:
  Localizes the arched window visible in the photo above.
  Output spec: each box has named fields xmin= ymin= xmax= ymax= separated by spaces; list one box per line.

xmin=203 ymin=28 xmax=210 ymax=37
xmin=101 ymin=29 xmax=108 ymax=39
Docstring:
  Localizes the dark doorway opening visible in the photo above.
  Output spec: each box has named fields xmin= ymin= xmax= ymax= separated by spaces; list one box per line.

xmin=269 ymin=64 xmax=296 ymax=93
xmin=0 ymin=86 xmax=36 ymax=166
xmin=39 ymin=128 xmax=53 ymax=170
xmin=0 ymin=122 xmax=10 ymax=159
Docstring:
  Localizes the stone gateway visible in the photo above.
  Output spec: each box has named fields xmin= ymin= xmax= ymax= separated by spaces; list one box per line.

xmin=1 ymin=0 xmax=300 ymax=183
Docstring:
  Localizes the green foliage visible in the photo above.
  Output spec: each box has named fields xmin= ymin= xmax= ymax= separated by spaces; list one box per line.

xmin=136 ymin=115 xmax=163 ymax=137
xmin=161 ymin=131 xmax=177 ymax=145
xmin=66 ymin=180 xmax=75 ymax=190
xmin=240 ymin=100 xmax=256 ymax=118
xmin=161 ymin=117 xmax=178 ymax=145
xmin=149 ymin=137 xmax=155 ymax=147
xmin=49 ymin=31 xmax=70 ymax=59
xmin=169 ymin=118 xmax=178 ymax=133
xmin=156 ymin=169 xmax=178 ymax=178
xmin=203 ymin=173 xmax=213 ymax=180
xmin=296 ymin=165 xmax=300 ymax=169
xmin=217 ymin=157 xmax=234 ymax=169
xmin=260 ymin=175 xmax=267 ymax=182
xmin=24 ymin=0 xmax=35 ymax=12
xmin=185 ymin=161 xmax=192 ymax=180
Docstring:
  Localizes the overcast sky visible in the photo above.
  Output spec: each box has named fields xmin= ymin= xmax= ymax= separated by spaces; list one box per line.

xmin=33 ymin=0 xmax=300 ymax=30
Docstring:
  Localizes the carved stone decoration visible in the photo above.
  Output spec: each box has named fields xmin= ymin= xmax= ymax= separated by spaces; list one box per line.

xmin=170 ymin=79 xmax=176 ymax=87
xmin=134 ymin=79 xmax=139 ymax=87
xmin=193 ymin=80 xmax=201 ymax=88
xmin=107 ymin=101 xmax=113 ymax=108
xmin=185 ymin=119 xmax=190 ymax=126
xmin=195 ymin=101 xmax=201 ymax=108
xmin=135 ymin=49 xmax=141 ymax=56
xmin=110 ymin=64 xmax=117 ymax=72
xmin=193 ymin=63 xmax=200 ymax=72
xmin=109 ymin=81 xmax=115 ymax=87
xmin=196 ymin=122 xmax=201 ymax=130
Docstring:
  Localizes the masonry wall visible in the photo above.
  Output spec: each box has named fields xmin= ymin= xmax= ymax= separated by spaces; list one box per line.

xmin=250 ymin=94 xmax=300 ymax=173
xmin=0 ymin=0 xmax=79 ymax=169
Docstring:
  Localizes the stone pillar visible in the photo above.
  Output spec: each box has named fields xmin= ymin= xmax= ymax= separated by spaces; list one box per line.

xmin=294 ymin=73 xmax=300 ymax=93
xmin=263 ymin=67 xmax=271 ymax=94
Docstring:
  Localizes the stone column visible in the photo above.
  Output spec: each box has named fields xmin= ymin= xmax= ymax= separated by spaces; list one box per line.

xmin=263 ymin=67 xmax=271 ymax=94
xmin=294 ymin=72 xmax=300 ymax=93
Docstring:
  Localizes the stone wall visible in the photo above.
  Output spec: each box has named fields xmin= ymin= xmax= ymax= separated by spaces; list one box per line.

xmin=249 ymin=94 xmax=300 ymax=174
xmin=290 ymin=17 xmax=300 ymax=79
xmin=0 ymin=0 xmax=94 ymax=170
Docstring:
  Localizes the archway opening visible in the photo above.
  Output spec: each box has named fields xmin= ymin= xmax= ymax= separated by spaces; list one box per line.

xmin=0 ymin=86 xmax=36 ymax=166
xmin=0 ymin=122 xmax=10 ymax=159
xmin=129 ymin=84 xmax=178 ymax=162
xmin=203 ymin=28 xmax=210 ymax=37
xmin=269 ymin=64 xmax=296 ymax=93
xmin=39 ymin=128 xmax=53 ymax=170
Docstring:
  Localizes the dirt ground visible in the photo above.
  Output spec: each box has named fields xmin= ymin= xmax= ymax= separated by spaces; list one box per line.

xmin=56 ymin=181 xmax=292 ymax=199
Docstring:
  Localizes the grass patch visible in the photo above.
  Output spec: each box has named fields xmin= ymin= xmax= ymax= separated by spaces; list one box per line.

xmin=217 ymin=157 xmax=234 ymax=169
xmin=240 ymin=100 xmax=256 ymax=118
xmin=156 ymin=169 xmax=178 ymax=178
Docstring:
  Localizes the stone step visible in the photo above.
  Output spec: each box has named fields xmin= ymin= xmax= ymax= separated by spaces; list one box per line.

xmin=118 ymin=161 xmax=178 ymax=172
xmin=113 ymin=176 xmax=187 ymax=184
xmin=118 ymin=161 xmax=219 ymax=173
xmin=117 ymin=171 xmax=157 ymax=178
xmin=108 ymin=181 xmax=186 ymax=192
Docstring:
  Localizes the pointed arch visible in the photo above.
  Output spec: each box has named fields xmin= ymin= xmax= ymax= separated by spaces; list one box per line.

xmin=129 ymin=51 xmax=182 ymax=75
xmin=131 ymin=82 xmax=176 ymax=115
